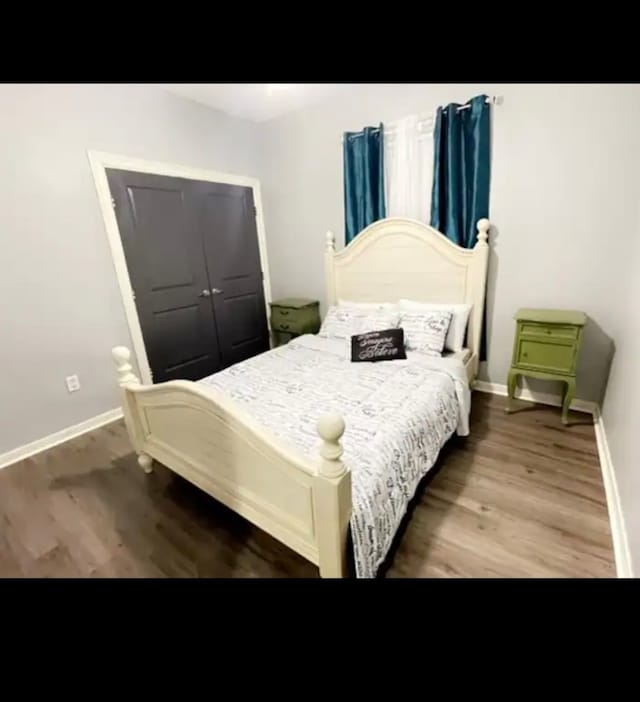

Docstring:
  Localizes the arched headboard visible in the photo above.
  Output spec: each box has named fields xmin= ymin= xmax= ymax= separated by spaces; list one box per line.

xmin=325 ymin=217 xmax=490 ymax=363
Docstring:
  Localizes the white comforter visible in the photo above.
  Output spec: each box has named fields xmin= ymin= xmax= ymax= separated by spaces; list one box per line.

xmin=199 ymin=335 xmax=470 ymax=578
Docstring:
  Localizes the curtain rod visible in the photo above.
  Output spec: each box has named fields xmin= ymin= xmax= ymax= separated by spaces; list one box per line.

xmin=342 ymin=95 xmax=504 ymax=135
xmin=343 ymin=96 xmax=504 ymax=140
xmin=452 ymin=95 xmax=503 ymax=112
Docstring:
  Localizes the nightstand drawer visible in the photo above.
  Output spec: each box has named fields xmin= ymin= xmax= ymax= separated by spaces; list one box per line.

xmin=516 ymin=338 xmax=576 ymax=374
xmin=520 ymin=322 xmax=579 ymax=340
xmin=271 ymin=315 xmax=305 ymax=334
xmin=270 ymin=298 xmax=320 ymax=339
xmin=270 ymin=300 xmax=320 ymax=335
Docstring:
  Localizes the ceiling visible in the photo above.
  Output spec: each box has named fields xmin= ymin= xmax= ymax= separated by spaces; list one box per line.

xmin=160 ymin=84 xmax=347 ymax=123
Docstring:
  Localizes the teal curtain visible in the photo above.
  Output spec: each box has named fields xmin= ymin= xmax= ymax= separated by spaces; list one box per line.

xmin=343 ymin=124 xmax=385 ymax=244
xmin=431 ymin=95 xmax=491 ymax=248
xmin=431 ymin=94 xmax=491 ymax=359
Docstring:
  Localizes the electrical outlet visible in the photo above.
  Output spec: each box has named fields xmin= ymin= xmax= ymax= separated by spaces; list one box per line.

xmin=65 ymin=375 xmax=81 ymax=393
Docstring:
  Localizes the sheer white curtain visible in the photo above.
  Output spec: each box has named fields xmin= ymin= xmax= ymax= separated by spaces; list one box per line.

xmin=383 ymin=113 xmax=435 ymax=224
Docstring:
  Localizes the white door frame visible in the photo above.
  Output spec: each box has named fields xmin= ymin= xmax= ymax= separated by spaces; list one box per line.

xmin=88 ymin=150 xmax=273 ymax=385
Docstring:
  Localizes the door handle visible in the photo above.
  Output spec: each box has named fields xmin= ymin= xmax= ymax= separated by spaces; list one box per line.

xmin=199 ymin=289 xmax=211 ymax=297
xmin=211 ymin=288 xmax=223 ymax=295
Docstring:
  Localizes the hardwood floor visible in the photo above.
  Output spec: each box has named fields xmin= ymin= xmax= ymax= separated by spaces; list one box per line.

xmin=0 ymin=393 xmax=615 ymax=578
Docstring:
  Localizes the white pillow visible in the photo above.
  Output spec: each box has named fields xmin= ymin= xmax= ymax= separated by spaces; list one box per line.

xmin=400 ymin=310 xmax=453 ymax=357
xmin=399 ymin=300 xmax=472 ymax=352
xmin=355 ymin=308 xmax=401 ymax=334
xmin=319 ymin=306 xmax=400 ymax=339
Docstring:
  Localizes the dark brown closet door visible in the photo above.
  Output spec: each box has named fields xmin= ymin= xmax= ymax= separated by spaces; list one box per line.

xmin=106 ymin=169 xmax=223 ymax=382
xmin=193 ymin=181 xmax=270 ymax=367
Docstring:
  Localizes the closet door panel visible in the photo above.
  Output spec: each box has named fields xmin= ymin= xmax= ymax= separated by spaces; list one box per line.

xmin=194 ymin=182 xmax=269 ymax=367
xmin=106 ymin=169 xmax=222 ymax=382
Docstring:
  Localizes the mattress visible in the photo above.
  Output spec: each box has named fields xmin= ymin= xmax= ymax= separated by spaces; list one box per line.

xmin=200 ymin=334 xmax=470 ymax=578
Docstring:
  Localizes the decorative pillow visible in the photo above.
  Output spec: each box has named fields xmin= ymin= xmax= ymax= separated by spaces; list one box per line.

xmin=351 ymin=328 xmax=407 ymax=362
xmin=400 ymin=310 xmax=453 ymax=356
xmin=319 ymin=306 xmax=400 ymax=339
xmin=319 ymin=306 xmax=353 ymax=339
xmin=354 ymin=308 xmax=400 ymax=334
xmin=399 ymin=300 xmax=472 ymax=352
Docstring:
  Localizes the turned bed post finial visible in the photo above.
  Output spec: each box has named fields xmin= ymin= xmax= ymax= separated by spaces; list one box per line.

xmin=111 ymin=346 xmax=151 ymax=473
xmin=112 ymin=346 xmax=140 ymax=386
xmin=317 ymin=413 xmax=346 ymax=479
xmin=476 ymin=218 xmax=490 ymax=245
xmin=326 ymin=230 xmax=335 ymax=253
xmin=315 ymin=413 xmax=351 ymax=577
xmin=468 ymin=219 xmax=491 ymax=376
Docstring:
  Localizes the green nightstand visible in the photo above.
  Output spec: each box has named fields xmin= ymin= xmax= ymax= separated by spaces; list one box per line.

xmin=269 ymin=298 xmax=320 ymax=347
xmin=506 ymin=308 xmax=587 ymax=424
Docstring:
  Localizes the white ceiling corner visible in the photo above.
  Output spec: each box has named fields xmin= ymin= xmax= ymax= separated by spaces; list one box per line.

xmin=159 ymin=83 xmax=348 ymax=122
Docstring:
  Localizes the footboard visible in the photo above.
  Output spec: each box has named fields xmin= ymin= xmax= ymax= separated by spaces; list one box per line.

xmin=112 ymin=347 xmax=352 ymax=577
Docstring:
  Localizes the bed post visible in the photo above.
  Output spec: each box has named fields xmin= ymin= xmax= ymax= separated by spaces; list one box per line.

xmin=314 ymin=413 xmax=352 ymax=578
xmin=112 ymin=346 xmax=153 ymax=474
xmin=325 ymin=230 xmax=337 ymax=306
xmin=468 ymin=218 xmax=490 ymax=380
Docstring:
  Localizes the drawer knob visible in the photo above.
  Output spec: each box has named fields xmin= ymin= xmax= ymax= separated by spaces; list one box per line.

xmin=546 ymin=329 xmax=551 ymax=334
xmin=280 ymin=323 xmax=290 ymax=330
xmin=523 ymin=352 xmax=528 ymax=358
xmin=280 ymin=310 xmax=289 ymax=316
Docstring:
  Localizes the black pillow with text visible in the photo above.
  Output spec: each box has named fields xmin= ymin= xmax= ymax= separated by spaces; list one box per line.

xmin=351 ymin=328 xmax=407 ymax=362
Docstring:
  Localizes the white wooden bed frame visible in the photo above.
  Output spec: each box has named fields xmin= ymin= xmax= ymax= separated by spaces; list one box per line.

xmin=111 ymin=217 xmax=490 ymax=577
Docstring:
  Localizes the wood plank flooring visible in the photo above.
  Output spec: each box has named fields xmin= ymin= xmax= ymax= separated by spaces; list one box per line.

xmin=0 ymin=393 xmax=615 ymax=578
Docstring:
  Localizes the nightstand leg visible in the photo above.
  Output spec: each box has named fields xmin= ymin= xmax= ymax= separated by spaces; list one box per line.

xmin=506 ymin=369 xmax=518 ymax=413
xmin=562 ymin=378 xmax=576 ymax=425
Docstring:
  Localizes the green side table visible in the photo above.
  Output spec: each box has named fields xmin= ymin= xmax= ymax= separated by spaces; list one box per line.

xmin=269 ymin=298 xmax=320 ymax=347
xmin=506 ymin=308 xmax=587 ymax=424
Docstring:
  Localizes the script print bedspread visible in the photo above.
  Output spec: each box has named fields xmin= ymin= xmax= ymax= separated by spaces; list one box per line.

xmin=200 ymin=335 xmax=469 ymax=578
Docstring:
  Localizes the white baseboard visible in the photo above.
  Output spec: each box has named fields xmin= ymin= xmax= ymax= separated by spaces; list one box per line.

xmin=474 ymin=380 xmax=633 ymax=578
xmin=0 ymin=408 xmax=123 ymax=470
xmin=592 ymin=407 xmax=634 ymax=578
xmin=474 ymin=380 xmax=597 ymax=414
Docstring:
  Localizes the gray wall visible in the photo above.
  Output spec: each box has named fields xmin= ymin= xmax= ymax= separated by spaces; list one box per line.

xmin=258 ymin=83 xmax=640 ymax=404
xmin=0 ymin=84 xmax=260 ymax=454
xmin=601 ymin=208 xmax=640 ymax=574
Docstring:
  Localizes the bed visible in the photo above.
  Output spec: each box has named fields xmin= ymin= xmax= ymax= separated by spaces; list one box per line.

xmin=111 ymin=217 xmax=490 ymax=577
